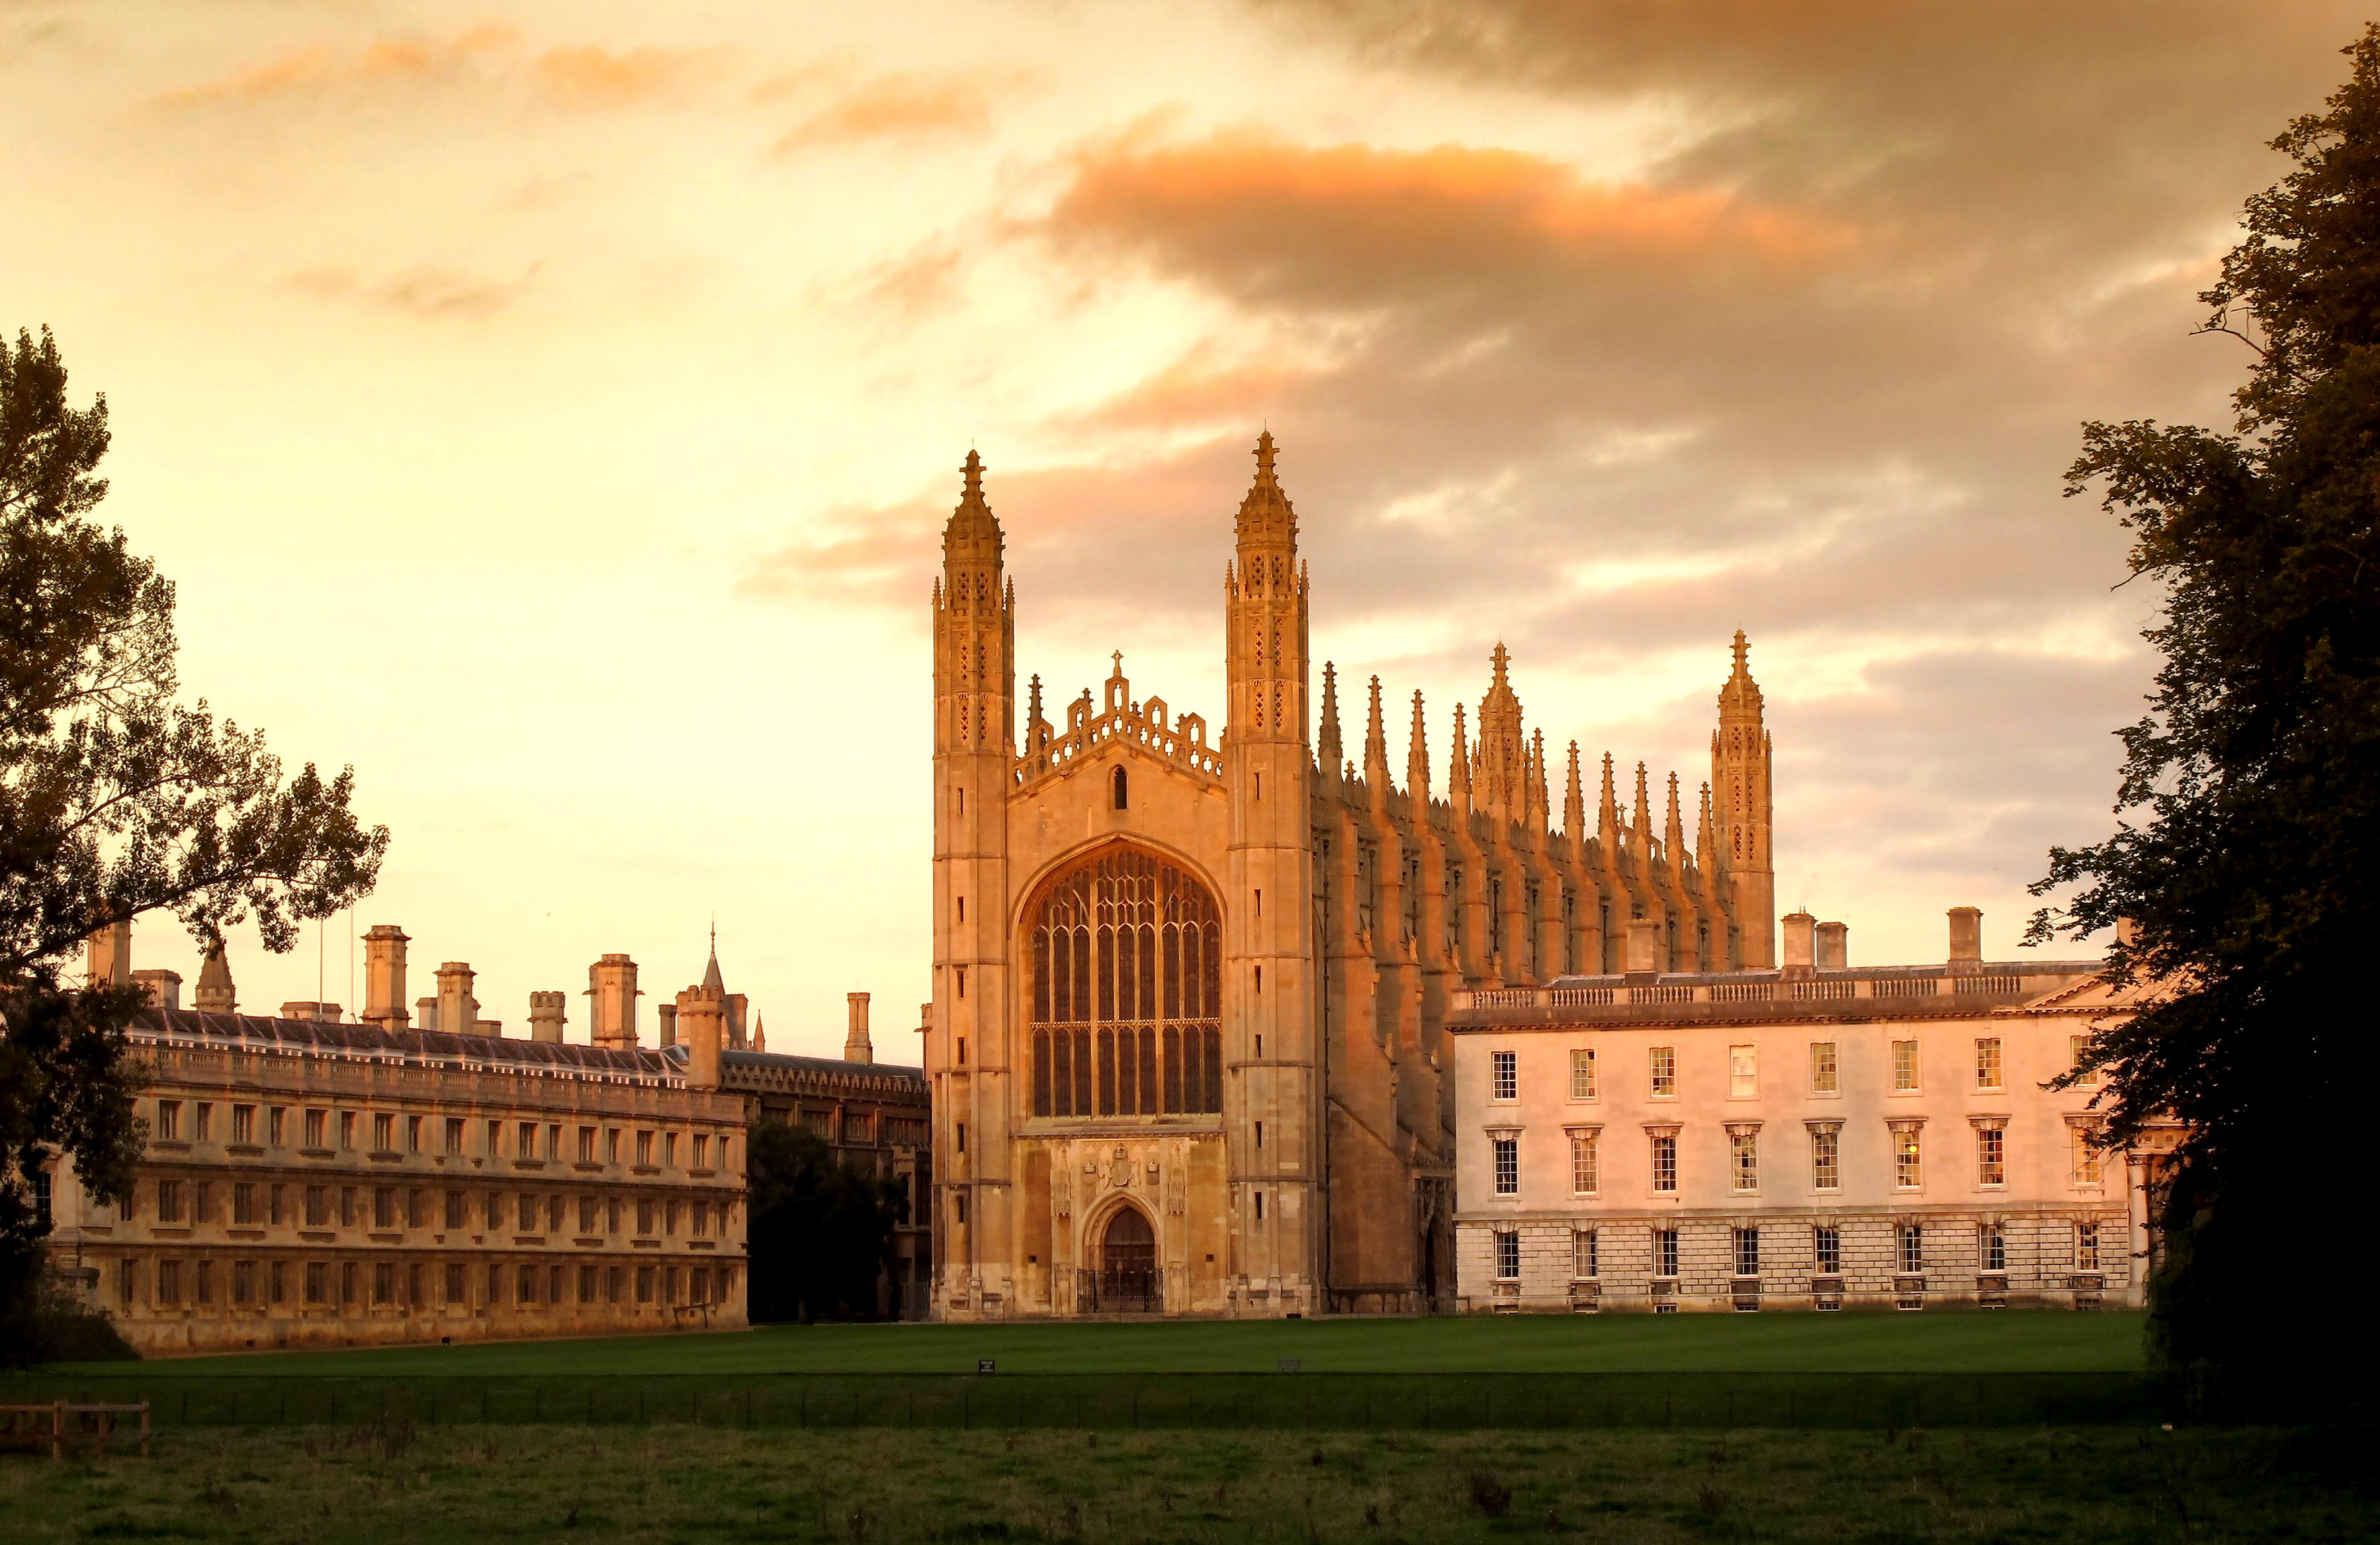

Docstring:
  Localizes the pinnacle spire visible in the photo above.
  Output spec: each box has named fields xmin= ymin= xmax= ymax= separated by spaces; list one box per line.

xmin=1719 ymin=628 xmax=1763 ymax=715
xmin=1364 ymin=675 xmax=1388 ymax=774
xmin=1450 ymin=702 xmax=1472 ymax=813
xmin=1234 ymin=428 xmax=1298 ymax=547
xmin=700 ymin=922 xmax=725 ymax=997
xmin=1564 ymin=740 xmax=1585 ymax=840
xmin=1407 ymin=689 xmax=1431 ymax=801
xmin=1318 ymin=661 xmax=1342 ymax=769
xmin=1598 ymin=751 xmax=1618 ymax=838
xmin=1665 ymin=772 xmax=1685 ymax=871
xmin=942 ymin=449 xmax=1002 ymax=565
xmin=1633 ymin=761 xmax=1652 ymax=848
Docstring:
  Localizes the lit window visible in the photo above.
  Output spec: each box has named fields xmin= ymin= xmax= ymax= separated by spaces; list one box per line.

xmin=2076 ymin=1221 xmax=2100 ymax=1270
xmin=1569 ymin=1047 xmax=1596 ymax=1100
xmin=1892 ymin=1041 xmax=1919 ymax=1091
xmin=1568 ymin=1131 xmax=1599 ymax=1196
xmin=1732 ymin=1226 xmax=1760 ymax=1278
xmin=1983 ymin=1221 xmax=2007 ymax=1272
xmin=1650 ymin=1131 xmax=1678 ymax=1193
xmin=1492 ymin=1136 xmax=1519 ymax=1196
xmin=1814 ymin=1225 xmax=1841 ymax=1275
xmin=1809 ymin=1126 xmax=1840 ymax=1191
xmin=1893 ymin=1125 xmax=1923 ymax=1188
xmin=1810 ymin=1043 xmax=1838 ymax=1094
xmin=1728 ymin=1045 xmax=1757 ymax=1098
xmin=1730 ymin=1127 xmax=1759 ymax=1192
xmin=1573 ymin=1229 xmax=1598 ymax=1280
xmin=1654 ymin=1227 xmax=1679 ymax=1278
xmin=1974 ymin=1037 xmax=2003 ymax=1090
xmin=2069 ymin=1035 xmax=2101 ymax=1085
xmin=1976 ymin=1126 xmax=2005 ymax=1187
xmin=1650 ymin=1047 xmax=1676 ymax=1098
xmin=2070 ymin=1122 xmax=2103 ymax=1185
xmin=1898 ymin=1223 xmax=1923 ymax=1274
xmin=1491 ymin=1049 xmax=1518 ymax=1101
xmin=1494 ymin=1229 xmax=1520 ymax=1280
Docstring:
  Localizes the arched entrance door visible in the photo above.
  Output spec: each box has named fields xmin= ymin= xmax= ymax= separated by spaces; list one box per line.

xmin=1096 ymin=1207 xmax=1159 ymax=1312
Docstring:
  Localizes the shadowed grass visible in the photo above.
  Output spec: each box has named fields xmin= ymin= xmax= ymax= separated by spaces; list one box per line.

xmin=2 ymin=1421 xmax=2371 ymax=1543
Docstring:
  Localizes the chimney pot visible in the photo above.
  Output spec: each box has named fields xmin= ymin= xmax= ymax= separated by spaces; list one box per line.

xmin=132 ymin=969 xmax=181 ymax=1012
xmin=1948 ymin=906 xmax=1984 ymax=970
xmin=1781 ymin=911 xmax=1816 ymax=979
xmin=1814 ymin=920 xmax=1848 ymax=971
xmin=362 ymin=924 xmax=410 ymax=1031
xmin=844 ymin=991 xmax=875 ymax=1065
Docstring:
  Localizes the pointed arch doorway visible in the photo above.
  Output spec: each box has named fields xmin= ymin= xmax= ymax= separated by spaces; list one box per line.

xmin=1086 ymin=1205 xmax=1160 ymax=1313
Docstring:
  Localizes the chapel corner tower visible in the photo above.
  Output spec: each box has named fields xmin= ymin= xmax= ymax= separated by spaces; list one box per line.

xmin=1710 ymin=630 xmax=1776 ymax=969
xmin=1223 ymin=429 xmax=1321 ymax=1314
xmin=932 ymin=449 xmax=1016 ymax=1317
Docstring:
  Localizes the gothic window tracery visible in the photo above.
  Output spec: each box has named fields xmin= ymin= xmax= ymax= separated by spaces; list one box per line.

xmin=1029 ymin=848 xmax=1223 ymax=1118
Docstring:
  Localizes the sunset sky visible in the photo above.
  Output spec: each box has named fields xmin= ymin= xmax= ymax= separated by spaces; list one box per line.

xmin=4 ymin=2 xmax=2361 ymax=1056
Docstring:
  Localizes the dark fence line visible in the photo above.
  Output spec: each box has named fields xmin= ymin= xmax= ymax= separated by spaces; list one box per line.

xmin=0 ymin=1371 xmax=2208 ymax=1431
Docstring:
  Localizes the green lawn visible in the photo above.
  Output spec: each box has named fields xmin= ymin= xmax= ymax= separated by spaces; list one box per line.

xmin=58 ymin=1309 xmax=2145 ymax=1378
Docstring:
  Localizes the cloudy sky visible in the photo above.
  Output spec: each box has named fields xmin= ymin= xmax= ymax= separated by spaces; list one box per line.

xmin=4 ymin=1 xmax=2359 ymax=1054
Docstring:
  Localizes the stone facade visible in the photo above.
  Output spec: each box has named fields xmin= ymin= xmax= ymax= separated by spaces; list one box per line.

xmin=43 ymin=928 xmax=748 ymax=1354
xmin=1449 ymin=942 xmax=2157 ymax=1312
xmin=928 ymin=436 xmax=1784 ymax=1319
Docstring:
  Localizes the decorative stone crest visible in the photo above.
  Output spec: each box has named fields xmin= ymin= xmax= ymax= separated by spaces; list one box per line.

xmin=1108 ymin=1145 xmax=1133 ymax=1189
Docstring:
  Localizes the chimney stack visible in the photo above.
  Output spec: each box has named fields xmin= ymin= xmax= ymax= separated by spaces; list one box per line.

xmin=362 ymin=924 xmax=410 ymax=1031
xmin=87 ymin=920 xmax=132 ymax=989
xmin=658 ymin=1002 xmax=678 ymax=1048
xmin=193 ymin=941 xmax=237 ymax=1012
xmin=1948 ymin=906 xmax=1984 ymax=971
xmin=436 ymin=962 xmax=478 ymax=1037
xmin=132 ymin=969 xmax=181 ymax=1010
xmin=1814 ymin=920 xmax=1848 ymax=971
xmin=588 ymin=953 xmax=641 ymax=1051
xmin=676 ymin=981 xmax=724 ymax=1090
xmin=279 ymin=1001 xmax=341 ymax=1023
xmin=529 ymin=991 xmax=567 ymax=1043
xmin=1624 ymin=917 xmax=1661 ymax=979
xmin=728 ymin=993 xmax=750 ymax=1050
xmin=844 ymin=992 xmax=874 ymax=1064
xmin=1781 ymin=911 xmax=1817 ymax=979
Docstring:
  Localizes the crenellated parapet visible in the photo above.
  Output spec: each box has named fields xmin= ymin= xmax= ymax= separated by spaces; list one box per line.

xmin=1012 ymin=654 xmax=1223 ymax=793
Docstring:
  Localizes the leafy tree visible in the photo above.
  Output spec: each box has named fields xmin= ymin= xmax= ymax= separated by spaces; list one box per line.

xmin=744 ymin=1119 xmax=908 ymax=1323
xmin=2031 ymin=29 xmax=2380 ymax=1394
xmin=1 ymin=326 xmax=386 ymax=1354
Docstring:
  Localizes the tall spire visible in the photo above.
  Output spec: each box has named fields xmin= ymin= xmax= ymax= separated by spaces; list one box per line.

xmin=1598 ymin=751 xmax=1619 ymax=845
xmin=1564 ymin=741 xmax=1585 ymax=840
xmin=1664 ymin=772 xmax=1685 ymax=873
xmin=1528 ymin=728 xmax=1549 ymax=828
xmin=1235 ymin=429 xmax=1299 ymax=547
xmin=1450 ymin=702 xmax=1472 ymax=815
xmin=1407 ymin=689 xmax=1431 ymax=803
xmin=700 ymin=923 xmax=725 ymax=996
xmin=1711 ymin=629 xmax=1776 ymax=967
xmin=1474 ymin=643 xmax=1526 ymax=820
xmin=1363 ymin=674 xmax=1388 ymax=779
xmin=942 ymin=449 xmax=1002 ymax=564
xmin=1633 ymin=761 xmax=1652 ymax=852
xmin=1318 ymin=661 xmax=1343 ymax=773
xmin=1696 ymin=781 xmax=1716 ymax=871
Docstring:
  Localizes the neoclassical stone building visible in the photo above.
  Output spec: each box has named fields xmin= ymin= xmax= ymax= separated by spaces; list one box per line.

xmin=928 ymin=435 xmax=1781 ymax=1319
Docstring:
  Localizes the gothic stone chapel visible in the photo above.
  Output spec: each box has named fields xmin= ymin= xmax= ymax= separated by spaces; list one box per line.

xmin=929 ymin=434 xmax=1777 ymax=1319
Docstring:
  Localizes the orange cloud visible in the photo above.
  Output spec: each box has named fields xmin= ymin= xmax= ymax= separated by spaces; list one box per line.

xmin=1057 ymin=351 xmax=1321 ymax=434
xmin=1046 ymin=130 xmax=1853 ymax=291
xmin=289 ymin=264 xmax=537 ymax=318
xmin=771 ymin=69 xmax=1030 ymax=152
xmin=159 ymin=28 xmax=725 ymax=112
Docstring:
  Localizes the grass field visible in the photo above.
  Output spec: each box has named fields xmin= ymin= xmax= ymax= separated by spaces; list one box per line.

xmin=54 ymin=1309 xmax=2148 ymax=1378
xmin=5 ymin=1421 xmax=2371 ymax=1543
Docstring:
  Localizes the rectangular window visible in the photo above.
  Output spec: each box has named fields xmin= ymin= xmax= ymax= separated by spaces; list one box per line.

xmin=637 ymin=1131 xmax=654 ymax=1167
xmin=1892 ymin=1040 xmax=1919 ymax=1091
xmin=2069 ymin=1035 xmax=2101 ymax=1084
xmin=2071 ymin=1124 xmax=2103 ymax=1185
xmin=607 ymin=1198 xmax=621 ymax=1235
xmin=155 ymin=1100 xmax=181 ymax=1141
xmin=340 ymin=1260 xmax=357 ymax=1303
xmin=1974 ymin=1037 xmax=2003 ymax=1090
xmin=157 ymin=1259 xmax=182 ymax=1305
xmin=518 ymin=1264 xmax=538 ymax=1304
xmin=636 ymin=1266 xmax=655 ymax=1304
xmin=1810 ymin=1041 xmax=1838 ymax=1094
xmin=1810 ymin=1127 xmax=1840 ymax=1191
xmin=233 ymin=1182 xmax=257 ymax=1225
xmin=339 ymin=1185 xmax=357 ymax=1227
xmin=1490 ymin=1050 xmax=1517 ymax=1101
xmin=1898 ymin=1223 xmax=1923 ymax=1275
xmin=637 ymin=1200 xmax=655 ymax=1236
xmin=1573 ymin=1228 xmax=1597 ymax=1279
xmin=1654 ymin=1227 xmax=1679 ymax=1278
xmin=446 ymin=1264 xmax=466 ymax=1305
xmin=304 ymin=1261 xmax=326 ymax=1304
xmin=195 ymin=1103 xmax=212 ymax=1142
xmin=580 ymin=1196 xmax=598 ymax=1235
xmin=374 ymin=1262 xmax=395 ymax=1304
xmin=1649 ymin=1047 xmax=1676 ymax=1098
xmin=1983 ymin=1221 xmax=2007 ymax=1272
xmin=692 ymin=1200 xmax=710 ymax=1237
xmin=373 ymin=1112 xmax=394 ymax=1151
xmin=1730 ymin=1128 xmax=1759 ymax=1192
xmin=445 ymin=1190 xmax=464 ymax=1229
xmin=1732 ymin=1225 xmax=1760 ymax=1278
xmin=1491 ymin=1135 xmax=1519 ymax=1196
xmin=547 ymin=1124 xmax=562 ymax=1160
xmin=1976 ymin=1126 xmax=2005 ymax=1187
xmin=486 ymin=1119 xmax=503 ymax=1156
xmin=665 ymin=1132 xmax=679 ymax=1167
xmin=1728 ymin=1045 xmax=1757 ymax=1098
xmin=1894 ymin=1127 xmax=1923 ymax=1188
xmin=406 ymin=1114 xmax=422 ymax=1153
xmin=665 ymin=1200 xmax=681 ymax=1236
xmin=1568 ymin=1047 xmax=1596 ymax=1099
xmin=408 ymin=1188 xmax=428 ymax=1228
xmin=302 ymin=1185 xmax=327 ymax=1227
xmin=445 ymin=1118 xmax=465 ymax=1155
xmin=488 ymin=1192 xmax=506 ymax=1230
xmin=373 ymin=1187 xmax=396 ymax=1229
xmin=156 ymin=1179 xmax=183 ymax=1223
xmin=1493 ymin=1229 xmax=1520 ymax=1280
xmin=193 ymin=1181 xmax=212 ymax=1223
xmin=2076 ymin=1221 xmax=2101 ymax=1270
xmin=1569 ymin=1131 xmax=1599 ymax=1196
xmin=517 ymin=1121 xmax=537 ymax=1157
xmin=304 ymin=1108 xmax=326 ymax=1149
xmin=269 ymin=1184 xmax=285 ymax=1225
xmin=199 ymin=1261 xmax=220 ymax=1307
xmin=488 ymin=1264 xmax=505 ymax=1305
xmin=409 ymin=1263 xmax=423 ymax=1305
xmin=232 ymin=1104 xmax=255 ymax=1143
xmin=694 ymin=1133 xmax=711 ymax=1168
xmin=1650 ymin=1132 xmax=1677 ymax=1193
xmin=1814 ymin=1225 xmax=1841 ymax=1276
xmin=269 ymin=1106 xmax=288 ymax=1146
xmin=578 ymin=1127 xmax=596 ymax=1162
xmin=269 ymin=1260 xmax=286 ymax=1304
xmin=339 ymin=1110 xmax=357 ymax=1150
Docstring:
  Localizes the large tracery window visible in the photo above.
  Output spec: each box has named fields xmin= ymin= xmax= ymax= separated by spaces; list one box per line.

xmin=1031 ymin=848 xmax=1223 ymax=1117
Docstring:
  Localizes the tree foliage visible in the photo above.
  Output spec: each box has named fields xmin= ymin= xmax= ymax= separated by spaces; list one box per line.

xmin=1 ymin=326 xmax=386 ymax=1344
xmin=744 ymin=1120 xmax=908 ymax=1323
xmin=2031 ymin=28 xmax=2380 ymax=1388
